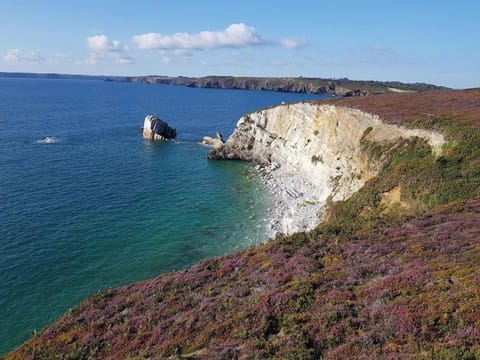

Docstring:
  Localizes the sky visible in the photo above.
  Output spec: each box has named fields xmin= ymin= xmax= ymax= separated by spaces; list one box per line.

xmin=0 ymin=0 xmax=478 ymax=88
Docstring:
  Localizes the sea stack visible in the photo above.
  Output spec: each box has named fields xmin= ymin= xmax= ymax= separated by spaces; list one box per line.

xmin=142 ymin=115 xmax=177 ymax=140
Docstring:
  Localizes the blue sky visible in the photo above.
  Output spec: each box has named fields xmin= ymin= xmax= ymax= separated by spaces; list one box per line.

xmin=0 ymin=0 xmax=478 ymax=88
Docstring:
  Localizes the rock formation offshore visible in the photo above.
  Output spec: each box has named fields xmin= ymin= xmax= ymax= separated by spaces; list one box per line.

xmin=142 ymin=115 xmax=177 ymax=140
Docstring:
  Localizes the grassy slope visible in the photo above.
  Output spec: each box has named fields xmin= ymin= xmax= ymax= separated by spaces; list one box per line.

xmin=6 ymin=90 xmax=480 ymax=360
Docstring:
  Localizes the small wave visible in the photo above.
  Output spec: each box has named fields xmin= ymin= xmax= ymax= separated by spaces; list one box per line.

xmin=36 ymin=136 xmax=59 ymax=144
xmin=171 ymin=139 xmax=188 ymax=144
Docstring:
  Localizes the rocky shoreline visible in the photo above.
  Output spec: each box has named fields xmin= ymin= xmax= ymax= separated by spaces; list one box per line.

xmin=256 ymin=162 xmax=326 ymax=238
xmin=209 ymin=102 xmax=445 ymax=241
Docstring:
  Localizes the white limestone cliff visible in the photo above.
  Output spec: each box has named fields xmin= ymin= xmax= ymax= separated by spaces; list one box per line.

xmin=209 ymin=102 xmax=445 ymax=236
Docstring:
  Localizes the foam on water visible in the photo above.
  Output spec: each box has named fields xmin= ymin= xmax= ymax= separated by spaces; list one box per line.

xmin=36 ymin=136 xmax=59 ymax=144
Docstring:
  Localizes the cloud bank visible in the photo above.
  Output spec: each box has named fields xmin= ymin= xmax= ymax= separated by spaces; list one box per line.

xmin=133 ymin=23 xmax=267 ymax=50
xmin=2 ymin=24 xmax=308 ymax=69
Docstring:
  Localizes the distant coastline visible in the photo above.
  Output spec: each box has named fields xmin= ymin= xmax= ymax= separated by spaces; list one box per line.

xmin=0 ymin=71 xmax=126 ymax=82
xmin=0 ymin=72 xmax=449 ymax=97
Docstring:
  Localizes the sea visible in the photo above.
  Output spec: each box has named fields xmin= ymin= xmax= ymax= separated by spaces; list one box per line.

xmin=0 ymin=77 xmax=328 ymax=354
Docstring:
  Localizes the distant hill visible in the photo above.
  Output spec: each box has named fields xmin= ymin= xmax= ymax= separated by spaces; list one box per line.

xmin=125 ymin=75 xmax=450 ymax=96
xmin=0 ymin=72 xmax=449 ymax=96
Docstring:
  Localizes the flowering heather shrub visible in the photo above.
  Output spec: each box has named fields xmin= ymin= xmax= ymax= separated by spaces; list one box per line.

xmin=326 ymin=89 xmax=480 ymax=128
xmin=6 ymin=89 xmax=480 ymax=359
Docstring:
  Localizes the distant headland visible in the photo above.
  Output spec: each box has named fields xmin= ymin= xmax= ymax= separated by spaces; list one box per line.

xmin=0 ymin=72 xmax=449 ymax=97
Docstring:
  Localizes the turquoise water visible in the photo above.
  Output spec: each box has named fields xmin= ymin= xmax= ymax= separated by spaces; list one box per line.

xmin=0 ymin=77 xmax=328 ymax=353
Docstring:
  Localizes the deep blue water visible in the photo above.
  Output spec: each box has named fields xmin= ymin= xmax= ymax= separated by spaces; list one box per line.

xmin=0 ymin=77 xmax=328 ymax=354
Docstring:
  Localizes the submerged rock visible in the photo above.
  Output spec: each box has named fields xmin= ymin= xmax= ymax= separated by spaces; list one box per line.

xmin=142 ymin=115 xmax=176 ymax=140
xmin=36 ymin=136 xmax=59 ymax=144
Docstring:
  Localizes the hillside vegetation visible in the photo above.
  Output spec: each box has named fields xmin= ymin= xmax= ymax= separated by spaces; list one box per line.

xmin=5 ymin=89 xmax=480 ymax=359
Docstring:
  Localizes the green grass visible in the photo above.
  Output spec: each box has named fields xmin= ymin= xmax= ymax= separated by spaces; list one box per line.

xmin=323 ymin=123 xmax=480 ymax=239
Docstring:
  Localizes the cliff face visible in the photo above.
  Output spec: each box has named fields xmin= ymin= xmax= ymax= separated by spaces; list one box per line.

xmin=190 ymin=76 xmax=340 ymax=95
xmin=209 ymin=103 xmax=444 ymax=204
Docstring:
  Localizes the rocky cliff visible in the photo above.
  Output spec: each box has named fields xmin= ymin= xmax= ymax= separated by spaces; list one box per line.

xmin=209 ymin=103 xmax=444 ymax=210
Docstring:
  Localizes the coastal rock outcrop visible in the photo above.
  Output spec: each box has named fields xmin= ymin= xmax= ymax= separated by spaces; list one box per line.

xmin=209 ymin=102 xmax=445 ymax=235
xmin=142 ymin=115 xmax=177 ymax=140
xmin=36 ymin=136 xmax=59 ymax=144
xmin=201 ymin=131 xmax=225 ymax=149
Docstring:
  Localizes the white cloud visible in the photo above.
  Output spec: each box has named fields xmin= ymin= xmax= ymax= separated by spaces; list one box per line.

xmin=86 ymin=35 xmax=127 ymax=53
xmin=82 ymin=35 xmax=134 ymax=65
xmin=3 ymin=48 xmax=45 ymax=63
xmin=133 ymin=23 xmax=266 ymax=50
xmin=3 ymin=48 xmax=21 ymax=62
xmin=280 ymin=38 xmax=309 ymax=49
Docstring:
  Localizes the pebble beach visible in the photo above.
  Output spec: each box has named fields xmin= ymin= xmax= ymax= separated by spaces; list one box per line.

xmin=256 ymin=162 xmax=327 ymax=239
